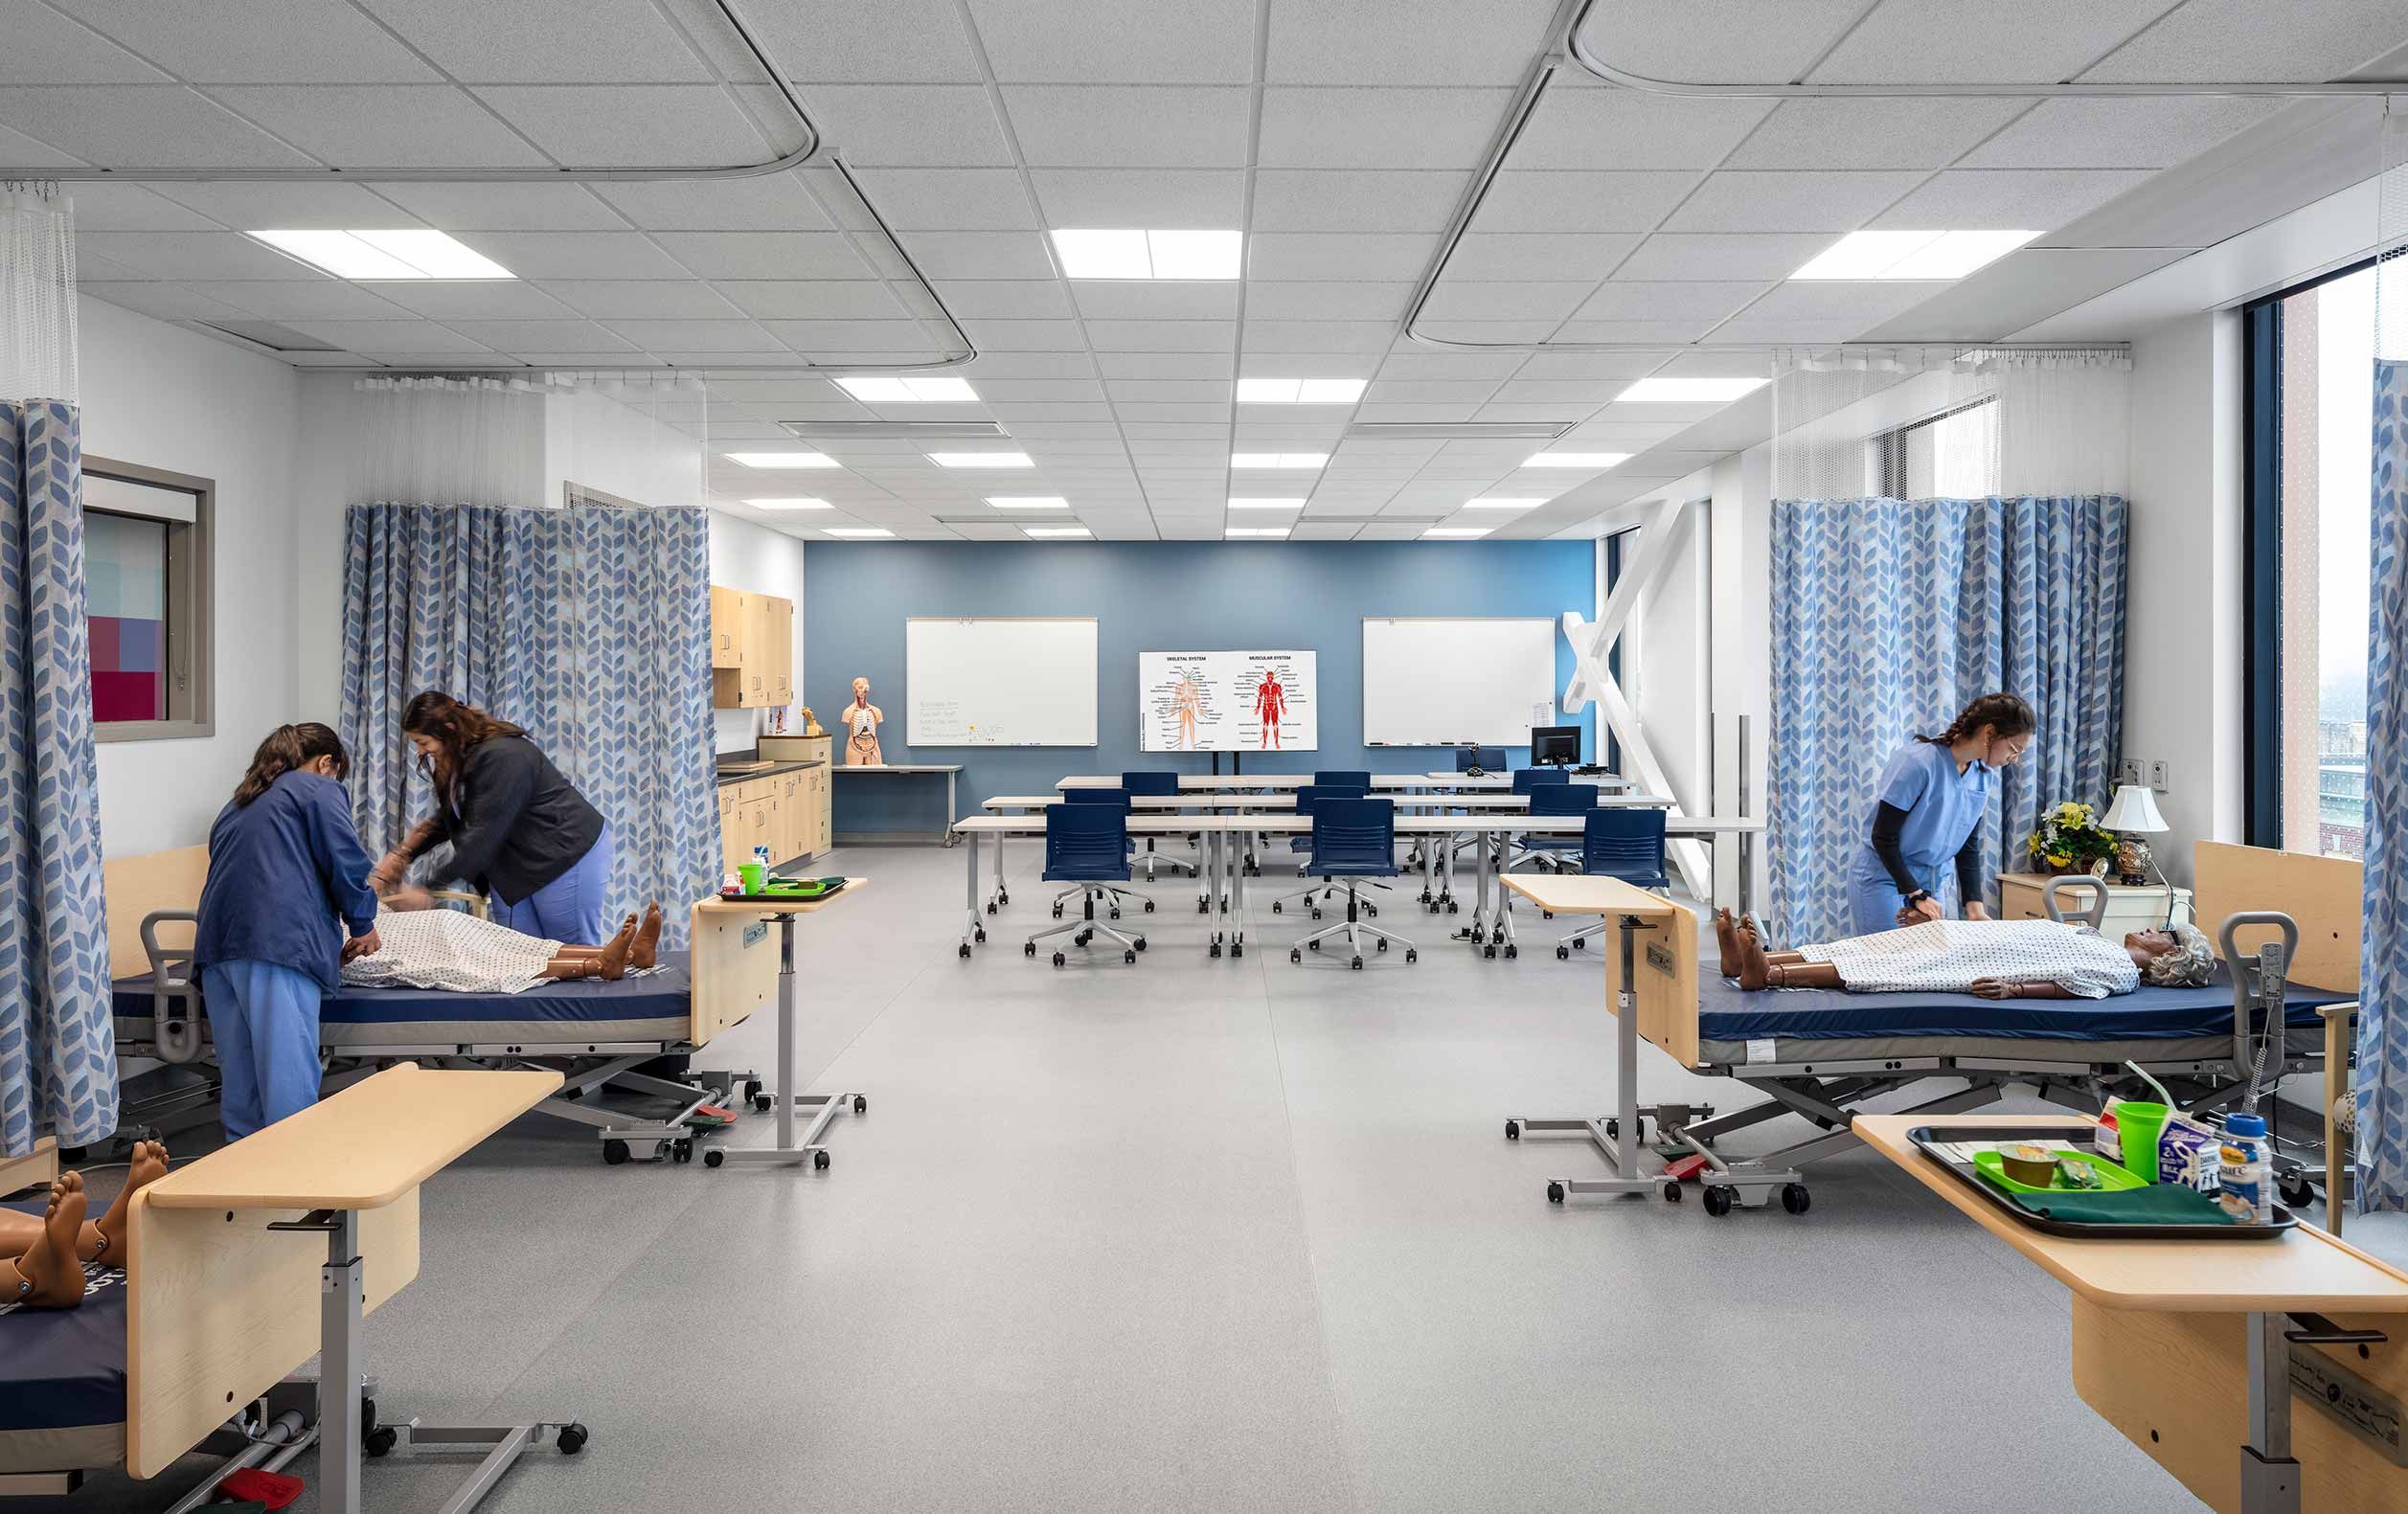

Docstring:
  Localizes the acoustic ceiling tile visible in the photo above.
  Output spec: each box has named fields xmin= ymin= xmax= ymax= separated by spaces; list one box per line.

xmin=1071 ymin=282 xmax=1240 ymax=321
xmin=368 ymin=182 xmax=626 ymax=231
xmin=1026 ymin=168 xmax=1246 ymax=226
xmin=1374 ymin=350 xmax=1533 ymax=379
xmin=358 ymin=0 xmax=712 ymax=81
xmin=1416 ymin=281 xmax=1593 ymax=322
xmin=0 ymin=1 xmax=167 ymax=83
xmin=895 ymin=230 xmax=1057 ymax=280
xmin=999 ymin=85 xmax=1252 ymax=167
xmin=473 ymin=84 xmax=769 ymax=168
xmin=48 ymin=0 xmax=432 ymax=81
xmin=850 ymin=168 xmax=1040 ymax=230
xmin=1407 ymin=320 xmax=1560 ymax=345
xmin=289 ymin=319 xmax=504 ymax=352
xmin=967 ymin=0 xmax=1258 ymax=82
xmin=1611 ymin=232 xmax=1842 ymax=281
xmin=1240 ymin=319 xmax=1399 ymax=352
xmin=0 ymin=84 xmax=315 ymax=167
xmin=206 ymin=85 xmax=548 ymax=167
xmin=1269 ymin=0 xmax=1563 ymax=84
xmin=1810 ymin=0 xmax=2174 ymax=84
xmin=1869 ymin=169 xmax=2156 ymax=232
xmin=1245 ymin=233 xmax=1442 ymax=282
xmin=977 ymin=378 xmax=1110 ymax=400
xmin=1104 ymin=379 xmax=1233 ymax=403
xmin=1095 ymin=351 xmax=1240 ymax=379
xmin=1507 ymin=83 xmax=1771 ymax=169
xmin=1572 ymin=280 xmax=1767 ymax=322
xmin=1240 ymin=281 xmax=1416 ymax=320
xmin=955 ymin=317 xmax=1091 ymax=350
xmin=198 ymin=279 xmax=420 ymax=319
xmin=437 ymin=319 xmax=641 ymax=351
xmin=1258 ymin=86 xmax=1515 ymax=169
xmin=1504 ymin=351 xmax=1667 ymax=380
xmin=1661 ymin=170 xmax=1928 ymax=234
xmin=1249 ymin=170 xmax=1470 ymax=234
xmin=1114 ymin=402 xmax=1238 ymax=423
xmin=1441 ymin=233 xmax=1641 ymax=281
xmin=356 ymin=281 xmax=582 ymax=319
xmin=2078 ymin=0 xmax=2408 ymax=83
xmin=648 ymin=232 xmax=876 ymax=281
xmin=57 ymin=185 xmax=222 ymax=231
xmin=958 ymin=350 xmax=1099 ymax=377
xmin=1473 ymin=171 xmax=1704 ymax=233
xmin=592 ymin=177 xmax=833 ymax=232
xmin=1738 ymin=280 xmax=1951 ymax=323
xmin=762 ymin=320 xmax=958 ymax=351
xmin=148 ymin=182 xmax=425 ymax=230
xmin=922 ymin=280 xmax=1076 ymax=319
xmin=80 ymin=282 xmax=252 ymax=322
xmin=721 ymin=0 xmax=981 ymax=83
xmin=1724 ymin=98 xmax=2029 ymax=170
xmin=799 ymin=85 xmax=1015 ymax=167
xmin=1085 ymin=320 xmax=1238 ymax=352
xmin=599 ymin=319 xmax=786 ymax=350
xmin=77 ymin=230 xmax=324 ymax=280
xmin=550 ymin=281 xmax=755 ymax=319
xmin=1573 ymin=0 xmax=1863 ymax=87
xmin=1961 ymin=97 xmax=2288 ymax=169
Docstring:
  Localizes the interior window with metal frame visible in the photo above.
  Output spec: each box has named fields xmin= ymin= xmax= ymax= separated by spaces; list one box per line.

xmin=1869 ymin=395 xmax=1999 ymax=500
xmin=2241 ymin=257 xmax=2376 ymax=858
xmin=83 ymin=456 xmax=213 ymax=742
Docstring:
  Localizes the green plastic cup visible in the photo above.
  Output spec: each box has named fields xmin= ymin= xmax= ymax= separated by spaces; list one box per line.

xmin=2116 ymin=1101 xmax=2170 ymax=1184
xmin=738 ymin=862 xmax=765 ymax=893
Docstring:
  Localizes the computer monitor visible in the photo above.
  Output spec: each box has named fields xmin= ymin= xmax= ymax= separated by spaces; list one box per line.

xmin=1530 ymin=725 xmax=1580 ymax=767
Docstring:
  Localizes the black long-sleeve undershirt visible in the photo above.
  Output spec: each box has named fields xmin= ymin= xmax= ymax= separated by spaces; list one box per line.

xmin=1870 ymin=801 xmax=1985 ymax=906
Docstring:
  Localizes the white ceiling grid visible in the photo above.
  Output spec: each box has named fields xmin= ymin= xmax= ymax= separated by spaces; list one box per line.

xmin=7 ymin=0 xmax=2403 ymax=541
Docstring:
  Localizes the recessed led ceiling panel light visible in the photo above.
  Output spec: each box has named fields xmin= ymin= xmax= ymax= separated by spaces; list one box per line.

xmin=928 ymin=452 xmax=1034 ymax=468
xmin=1789 ymin=228 xmax=2037 ymax=281
xmin=1049 ymin=228 xmax=1239 ymax=280
xmin=1464 ymin=497 xmax=1545 ymax=509
xmin=1237 ymin=377 xmax=1366 ymax=403
xmin=835 ymin=375 xmax=979 ymax=402
xmin=1230 ymin=453 xmax=1329 ymax=468
xmin=726 ymin=452 xmax=841 ymax=469
xmin=1227 ymin=498 xmax=1306 ymax=509
xmin=252 ymin=228 xmax=512 ymax=280
xmin=822 ymin=527 xmax=895 ymax=538
xmin=1225 ymin=527 xmax=1289 ymax=538
xmin=1522 ymin=452 xmax=1629 ymax=469
xmin=743 ymin=498 xmax=832 ymax=510
xmin=1022 ymin=526 xmax=1091 ymax=538
xmin=1422 ymin=527 xmax=1492 ymax=538
xmin=1616 ymin=377 xmax=1768 ymax=403
xmin=987 ymin=495 xmax=1069 ymax=508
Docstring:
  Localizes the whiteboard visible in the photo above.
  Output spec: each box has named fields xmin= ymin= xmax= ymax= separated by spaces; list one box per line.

xmin=906 ymin=618 xmax=1097 ymax=746
xmin=1361 ymin=618 xmax=1557 ymax=747
xmin=1138 ymin=650 xmax=1317 ymax=753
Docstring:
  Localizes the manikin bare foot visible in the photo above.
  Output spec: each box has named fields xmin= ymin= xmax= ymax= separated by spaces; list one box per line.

xmin=9 ymin=1174 xmax=90 ymax=1308
xmin=630 ymin=903 xmax=663 ymax=970
xmin=1736 ymin=915 xmax=1771 ymax=991
xmin=1715 ymin=907 xmax=1742 ymax=977
xmin=89 ymin=1140 xmax=168 ymax=1270
xmin=597 ymin=914 xmax=639 ymax=980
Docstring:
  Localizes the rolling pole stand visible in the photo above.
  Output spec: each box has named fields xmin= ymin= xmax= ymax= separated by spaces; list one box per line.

xmin=1505 ymin=914 xmax=1678 ymax=1203
xmin=269 ymin=1209 xmax=585 ymax=1514
xmin=710 ymin=911 xmax=865 ymax=1171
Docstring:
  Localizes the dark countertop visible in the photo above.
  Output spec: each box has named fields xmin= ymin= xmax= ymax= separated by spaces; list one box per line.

xmin=715 ymin=757 xmax=827 ymax=786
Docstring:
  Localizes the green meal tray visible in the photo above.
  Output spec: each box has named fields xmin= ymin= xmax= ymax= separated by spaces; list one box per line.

xmin=1971 ymin=1146 xmax=2147 ymax=1196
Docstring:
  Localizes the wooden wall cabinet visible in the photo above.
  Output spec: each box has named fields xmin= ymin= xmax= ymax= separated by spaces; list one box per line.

xmin=710 ymin=584 xmax=793 ymax=709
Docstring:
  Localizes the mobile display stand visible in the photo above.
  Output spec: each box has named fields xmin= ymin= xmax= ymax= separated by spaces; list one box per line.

xmin=696 ymin=881 xmax=869 ymax=1171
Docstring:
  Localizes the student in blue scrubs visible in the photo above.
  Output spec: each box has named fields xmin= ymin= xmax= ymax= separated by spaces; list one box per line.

xmin=1848 ymin=692 xmax=2035 ymax=937
xmin=369 ymin=691 xmax=612 ymax=942
xmin=194 ymin=723 xmax=382 ymax=1140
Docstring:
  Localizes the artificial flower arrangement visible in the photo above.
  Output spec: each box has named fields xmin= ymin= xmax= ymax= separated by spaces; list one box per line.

xmin=2025 ymin=801 xmax=2117 ymax=876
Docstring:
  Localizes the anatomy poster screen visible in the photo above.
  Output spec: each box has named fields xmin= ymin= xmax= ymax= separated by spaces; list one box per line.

xmin=1139 ymin=650 xmax=1317 ymax=753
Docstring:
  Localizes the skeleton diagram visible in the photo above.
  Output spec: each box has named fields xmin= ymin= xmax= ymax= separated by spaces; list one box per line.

xmin=1172 ymin=671 xmax=1203 ymax=751
xmin=1254 ymin=669 xmax=1284 ymax=750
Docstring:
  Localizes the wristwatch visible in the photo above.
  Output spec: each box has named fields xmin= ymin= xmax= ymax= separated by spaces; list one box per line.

xmin=1905 ymin=890 xmax=1934 ymax=907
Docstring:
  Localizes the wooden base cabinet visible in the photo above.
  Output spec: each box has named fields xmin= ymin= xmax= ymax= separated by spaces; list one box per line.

xmin=716 ymin=758 xmax=830 ymax=873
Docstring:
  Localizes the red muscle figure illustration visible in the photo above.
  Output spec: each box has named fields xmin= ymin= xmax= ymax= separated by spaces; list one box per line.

xmin=1255 ymin=670 xmax=1284 ymax=749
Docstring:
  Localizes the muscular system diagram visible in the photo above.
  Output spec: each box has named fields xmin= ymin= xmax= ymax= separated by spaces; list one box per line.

xmin=1254 ymin=669 xmax=1284 ymax=750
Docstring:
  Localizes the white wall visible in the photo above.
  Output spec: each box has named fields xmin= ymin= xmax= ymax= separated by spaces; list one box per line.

xmin=80 ymin=298 xmax=302 ymax=855
xmin=2123 ymin=311 xmax=2247 ymax=885
xmin=706 ymin=510 xmax=806 ymax=753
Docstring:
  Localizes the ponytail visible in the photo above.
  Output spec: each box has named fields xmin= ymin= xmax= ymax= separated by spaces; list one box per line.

xmin=1916 ymin=691 xmax=2035 ymax=749
xmin=232 ymin=722 xmax=351 ymax=807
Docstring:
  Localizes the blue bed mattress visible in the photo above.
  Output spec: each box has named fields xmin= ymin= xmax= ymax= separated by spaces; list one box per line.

xmin=0 ymin=1200 xmax=126 ymax=1471
xmin=111 ymin=952 xmax=694 ymax=1050
xmin=1694 ymin=962 xmax=2349 ymax=1051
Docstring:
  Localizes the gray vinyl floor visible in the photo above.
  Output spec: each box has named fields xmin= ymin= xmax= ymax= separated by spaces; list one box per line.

xmin=34 ymin=843 xmax=2408 ymax=1514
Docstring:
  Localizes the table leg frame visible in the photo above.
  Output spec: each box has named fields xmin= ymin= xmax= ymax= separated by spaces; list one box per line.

xmin=1506 ymin=915 xmax=1670 ymax=1199
xmin=715 ymin=914 xmax=866 ymax=1169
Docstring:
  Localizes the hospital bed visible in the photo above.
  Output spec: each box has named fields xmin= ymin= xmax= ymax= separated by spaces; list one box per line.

xmin=1515 ymin=842 xmax=2357 ymax=1216
xmin=98 ymin=846 xmax=855 ymax=1167
xmin=2 ymin=1064 xmax=582 ymax=1512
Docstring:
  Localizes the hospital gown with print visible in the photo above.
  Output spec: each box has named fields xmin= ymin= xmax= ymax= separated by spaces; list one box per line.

xmin=1794 ymin=918 xmax=2140 ymax=999
xmin=341 ymin=907 xmax=561 ymax=995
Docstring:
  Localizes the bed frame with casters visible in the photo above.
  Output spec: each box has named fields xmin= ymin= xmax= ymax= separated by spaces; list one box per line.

xmin=96 ymin=846 xmax=853 ymax=1168
xmin=1515 ymin=843 xmax=2359 ymax=1218
xmin=2 ymin=1064 xmax=584 ymax=1512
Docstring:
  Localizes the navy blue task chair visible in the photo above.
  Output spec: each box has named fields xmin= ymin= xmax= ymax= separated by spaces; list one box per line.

xmin=1510 ymin=767 xmax=1569 ymax=794
xmin=1511 ymin=781 xmax=1598 ymax=874
xmin=1120 ymin=769 xmax=1199 ymax=882
xmin=1455 ymin=747 xmax=1507 ymax=773
xmin=1288 ymin=798 xmax=1414 ymax=968
xmin=1557 ymin=809 xmax=1670 ymax=960
xmin=1026 ymin=803 xmax=1147 ymax=966
xmin=1056 ymin=788 xmax=1152 ymax=920
xmin=1271 ymin=783 xmax=1369 ymax=917
xmin=1312 ymin=769 xmax=1371 ymax=788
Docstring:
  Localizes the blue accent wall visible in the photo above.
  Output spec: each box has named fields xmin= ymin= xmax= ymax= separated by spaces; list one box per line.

xmin=804 ymin=542 xmax=1596 ymax=834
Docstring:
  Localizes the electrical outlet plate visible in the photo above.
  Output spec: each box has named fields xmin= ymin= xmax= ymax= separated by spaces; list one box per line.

xmin=2149 ymin=760 xmax=2170 ymax=794
xmin=2118 ymin=758 xmax=2142 ymax=787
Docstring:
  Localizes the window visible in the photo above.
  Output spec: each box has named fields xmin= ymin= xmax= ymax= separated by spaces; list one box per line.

xmin=83 ymin=458 xmax=212 ymax=742
xmin=1871 ymin=396 xmax=1998 ymax=499
xmin=2243 ymin=260 xmax=2375 ymax=857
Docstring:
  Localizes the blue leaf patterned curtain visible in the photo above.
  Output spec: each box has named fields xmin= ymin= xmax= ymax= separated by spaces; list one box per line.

xmin=339 ymin=499 xmax=716 ymax=949
xmin=2360 ymin=354 xmax=2408 ymax=1211
xmin=0 ymin=400 xmax=114 ymax=1156
xmin=1765 ymin=493 xmax=2127 ymax=945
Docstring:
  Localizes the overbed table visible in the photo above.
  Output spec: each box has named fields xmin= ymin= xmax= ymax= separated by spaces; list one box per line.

xmin=1859 ymin=1113 xmax=2408 ymax=1514
xmin=695 ymin=879 xmax=871 ymax=1169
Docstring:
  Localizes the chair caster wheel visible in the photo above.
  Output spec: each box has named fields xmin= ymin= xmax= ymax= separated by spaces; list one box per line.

xmin=1053 ymin=952 xmax=1066 ymax=968
xmin=1573 ymin=938 xmax=1585 ymax=950
xmin=366 ymin=1426 xmax=398 ymax=1458
xmin=557 ymin=1423 xmax=589 ymax=1455
xmin=814 ymin=1149 xmax=831 ymax=1170
xmin=1375 ymin=938 xmax=1387 ymax=951
xmin=1310 ymin=910 xmax=1323 ymax=921
xmin=975 ymin=927 xmax=987 ymax=943
xmin=1703 ymin=1186 xmax=1735 ymax=1217
xmin=960 ymin=943 xmax=972 ymax=959
xmin=1143 ymin=899 xmax=1155 ymax=913
xmin=1230 ymin=943 xmax=1243 ymax=958
xmin=1404 ymin=949 xmax=1417 ymax=962
xmin=704 ymin=1148 xmax=724 ymax=1168
xmin=853 ymin=1094 xmax=868 ymax=1113
xmin=1504 ymin=945 xmax=1518 ymax=959
xmin=744 ymin=1078 xmax=763 ymax=1099
xmin=1290 ymin=948 xmax=1303 ymax=963
xmin=998 ymin=892 xmax=1010 ymax=905
xmin=986 ymin=901 xmax=996 ymax=915
xmin=672 ymin=1138 xmax=693 ymax=1164
xmin=1308 ymin=938 xmax=1320 ymax=951
xmin=1506 ymin=1119 xmax=1521 ymax=1140
xmin=1447 ymin=901 xmax=1460 ymax=914
xmin=753 ymin=1093 xmax=772 ymax=1113
xmin=1483 ymin=945 xmax=1496 ymax=959
xmin=1272 ymin=901 xmax=1283 ymax=914
xmin=1134 ymin=937 xmax=1147 ymax=951
xmin=1663 ymin=1180 xmax=1684 ymax=1202
xmin=1603 ymin=1118 xmax=1619 ymax=1138
xmin=1076 ymin=931 xmax=1092 ymax=946
xmin=1198 ymin=899 xmax=1210 ymax=914
xmin=1024 ymin=941 xmax=1036 ymax=957
xmin=1781 ymin=1183 xmax=1811 ymax=1215
xmin=1556 ymin=945 xmax=1569 ymax=960
xmin=1108 ymin=909 xmax=1122 ymax=920
xmin=1546 ymin=1182 xmax=1565 ymax=1205
xmin=1211 ymin=941 xmax=1223 ymax=958
xmin=1052 ymin=905 xmax=1063 ymax=918
xmin=1124 ymin=949 xmax=1137 ymax=963
xmin=602 ymin=1139 xmax=629 ymax=1165
xmin=1350 ymin=957 xmax=1363 ymax=969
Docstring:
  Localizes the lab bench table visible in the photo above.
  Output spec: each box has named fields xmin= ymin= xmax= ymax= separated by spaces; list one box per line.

xmin=831 ymin=763 xmax=962 ymax=847
xmin=1056 ymin=772 xmax=1630 ymax=792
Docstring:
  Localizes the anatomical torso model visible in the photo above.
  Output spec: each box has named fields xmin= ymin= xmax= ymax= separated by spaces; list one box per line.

xmin=844 ymin=677 xmax=884 ymax=765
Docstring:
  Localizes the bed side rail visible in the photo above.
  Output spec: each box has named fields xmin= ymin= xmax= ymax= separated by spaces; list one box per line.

xmin=2218 ymin=910 xmax=2300 ymax=1101
xmin=2040 ymin=874 xmax=2107 ymax=928
xmin=139 ymin=909 xmax=206 ymax=1066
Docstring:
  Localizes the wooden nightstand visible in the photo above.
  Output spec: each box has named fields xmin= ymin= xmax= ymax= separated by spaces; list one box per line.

xmin=1998 ymin=870 xmax=2192 ymax=933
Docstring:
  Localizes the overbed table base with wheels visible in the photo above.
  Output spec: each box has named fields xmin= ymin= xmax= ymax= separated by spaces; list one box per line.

xmin=696 ymin=884 xmax=870 ymax=1171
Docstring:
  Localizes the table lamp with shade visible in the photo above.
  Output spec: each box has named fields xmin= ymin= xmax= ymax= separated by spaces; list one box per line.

xmin=2102 ymin=784 xmax=2169 ymax=887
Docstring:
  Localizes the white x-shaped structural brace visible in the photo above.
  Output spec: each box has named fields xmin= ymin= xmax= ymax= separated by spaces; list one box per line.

xmin=1557 ymin=495 xmax=1712 ymax=900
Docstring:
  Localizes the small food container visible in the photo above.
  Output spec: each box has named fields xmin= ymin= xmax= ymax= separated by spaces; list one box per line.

xmin=1999 ymin=1143 xmax=2062 ymax=1187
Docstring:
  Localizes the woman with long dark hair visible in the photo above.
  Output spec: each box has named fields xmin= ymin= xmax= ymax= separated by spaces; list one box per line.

xmin=368 ymin=691 xmax=612 ymax=942
xmin=193 ymin=723 xmax=381 ymax=1139
xmin=1847 ymin=691 xmax=2035 ymax=937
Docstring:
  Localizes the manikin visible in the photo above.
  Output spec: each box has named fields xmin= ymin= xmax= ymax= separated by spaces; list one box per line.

xmin=844 ymin=677 xmax=884 ymax=765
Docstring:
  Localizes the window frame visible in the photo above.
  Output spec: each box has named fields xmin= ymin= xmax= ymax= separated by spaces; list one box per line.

xmin=2239 ymin=254 xmax=2377 ymax=852
xmin=84 ymin=455 xmax=214 ymax=744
